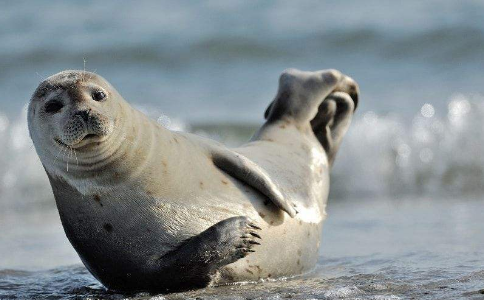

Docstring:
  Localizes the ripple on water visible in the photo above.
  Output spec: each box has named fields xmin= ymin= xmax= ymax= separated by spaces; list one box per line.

xmin=0 ymin=261 xmax=483 ymax=300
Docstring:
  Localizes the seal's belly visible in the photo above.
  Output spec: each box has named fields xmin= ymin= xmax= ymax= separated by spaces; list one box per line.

xmin=53 ymin=128 xmax=329 ymax=284
xmin=219 ymin=218 xmax=323 ymax=282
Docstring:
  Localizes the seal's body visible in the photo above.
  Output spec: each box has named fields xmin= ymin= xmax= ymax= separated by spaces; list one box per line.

xmin=28 ymin=69 xmax=358 ymax=292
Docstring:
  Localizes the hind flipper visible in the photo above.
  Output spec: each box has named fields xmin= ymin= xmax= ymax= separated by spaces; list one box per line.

xmin=311 ymin=92 xmax=355 ymax=166
xmin=265 ymin=69 xmax=358 ymax=123
xmin=212 ymin=147 xmax=297 ymax=217
xmin=264 ymin=69 xmax=358 ymax=167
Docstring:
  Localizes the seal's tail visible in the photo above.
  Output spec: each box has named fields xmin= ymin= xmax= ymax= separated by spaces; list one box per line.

xmin=264 ymin=69 xmax=359 ymax=166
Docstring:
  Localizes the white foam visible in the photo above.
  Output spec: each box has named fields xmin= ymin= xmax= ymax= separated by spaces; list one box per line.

xmin=323 ymin=286 xmax=360 ymax=298
xmin=0 ymin=107 xmax=52 ymax=211
xmin=2 ymin=94 xmax=484 ymax=210
xmin=332 ymin=94 xmax=484 ymax=197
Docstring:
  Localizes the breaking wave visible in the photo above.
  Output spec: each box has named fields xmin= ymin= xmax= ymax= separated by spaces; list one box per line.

xmin=1 ymin=94 xmax=483 ymax=211
xmin=331 ymin=94 xmax=484 ymax=198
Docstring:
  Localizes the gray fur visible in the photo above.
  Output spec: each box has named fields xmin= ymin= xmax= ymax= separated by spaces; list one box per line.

xmin=212 ymin=148 xmax=297 ymax=217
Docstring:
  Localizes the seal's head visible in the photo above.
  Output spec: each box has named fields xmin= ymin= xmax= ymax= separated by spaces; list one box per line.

xmin=28 ymin=70 xmax=121 ymax=172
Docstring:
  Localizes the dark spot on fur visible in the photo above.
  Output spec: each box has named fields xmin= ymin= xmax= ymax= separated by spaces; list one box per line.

xmin=297 ymin=249 xmax=302 ymax=256
xmin=258 ymin=212 xmax=266 ymax=218
xmin=279 ymin=124 xmax=286 ymax=129
xmin=264 ymin=200 xmax=270 ymax=206
xmin=297 ymin=259 xmax=300 ymax=266
xmin=223 ymin=269 xmax=235 ymax=281
xmin=301 ymin=144 xmax=310 ymax=152
xmin=245 ymin=268 xmax=254 ymax=275
xmin=173 ymin=137 xmax=179 ymax=144
xmin=270 ymin=220 xmax=274 ymax=225
xmin=267 ymin=138 xmax=274 ymax=142
xmin=221 ymin=180 xmax=228 ymax=185
xmin=93 ymin=194 xmax=103 ymax=207
xmin=103 ymin=223 xmax=113 ymax=233
xmin=162 ymin=161 xmax=167 ymax=167
xmin=268 ymin=273 xmax=272 ymax=277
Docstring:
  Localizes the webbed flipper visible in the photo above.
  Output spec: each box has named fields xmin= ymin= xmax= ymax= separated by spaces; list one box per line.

xmin=263 ymin=68 xmax=359 ymax=167
xmin=212 ymin=148 xmax=297 ymax=217
xmin=152 ymin=216 xmax=261 ymax=292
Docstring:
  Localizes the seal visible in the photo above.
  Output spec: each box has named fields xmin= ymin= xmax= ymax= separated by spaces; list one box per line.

xmin=28 ymin=68 xmax=358 ymax=292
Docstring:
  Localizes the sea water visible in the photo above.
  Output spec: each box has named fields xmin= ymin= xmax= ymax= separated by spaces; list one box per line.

xmin=1 ymin=1 xmax=484 ymax=299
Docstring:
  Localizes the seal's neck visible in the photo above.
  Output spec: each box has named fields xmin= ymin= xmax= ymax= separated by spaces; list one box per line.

xmin=46 ymin=101 xmax=175 ymax=195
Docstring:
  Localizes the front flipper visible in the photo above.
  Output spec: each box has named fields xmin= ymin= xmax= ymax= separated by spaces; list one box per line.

xmin=154 ymin=216 xmax=261 ymax=291
xmin=212 ymin=148 xmax=298 ymax=217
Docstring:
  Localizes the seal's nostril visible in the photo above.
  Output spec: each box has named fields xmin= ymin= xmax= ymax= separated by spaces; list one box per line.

xmin=75 ymin=110 xmax=90 ymax=122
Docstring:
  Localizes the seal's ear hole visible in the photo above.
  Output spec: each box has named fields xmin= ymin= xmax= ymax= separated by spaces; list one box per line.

xmin=44 ymin=99 xmax=64 ymax=114
xmin=92 ymin=90 xmax=106 ymax=102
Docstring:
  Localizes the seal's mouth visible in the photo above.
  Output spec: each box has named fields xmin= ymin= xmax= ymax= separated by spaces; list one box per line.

xmin=54 ymin=133 xmax=102 ymax=148
xmin=83 ymin=134 xmax=97 ymax=140
xmin=54 ymin=137 xmax=69 ymax=147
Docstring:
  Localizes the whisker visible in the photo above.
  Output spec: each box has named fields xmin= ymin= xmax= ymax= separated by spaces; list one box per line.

xmin=66 ymin=147 xmax=72 ymax=172
xmin=81 ymin=58 xmax=87 ymax=83
xmin=73 ymin=148 xmax=79 ymax=166
xmin=54 ymin=144 xmax=65 ymax=161
xmin=57 ymin=146 xmax=68 ymax=170
xmin=87 ymin=69 xmax=97 ymax=81
xmin=35 ymin=72 xmax=47 ymax=82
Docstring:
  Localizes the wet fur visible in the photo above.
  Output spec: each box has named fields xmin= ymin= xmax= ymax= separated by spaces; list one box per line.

xmin=28 ymin=69 xmax=358 ymax=292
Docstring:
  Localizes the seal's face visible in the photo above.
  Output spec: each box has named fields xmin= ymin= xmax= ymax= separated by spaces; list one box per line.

xmin=28 ymin=71 xmax=118 ymax=160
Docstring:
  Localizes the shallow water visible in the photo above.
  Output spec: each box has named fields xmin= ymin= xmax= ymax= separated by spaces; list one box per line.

xmin=1 ymin=0 xmax=484 ymax=299
xmin=2 ymin=100 xmax=484 ymax=299
xmin=1 ymin=197 xmax=483 ymax=299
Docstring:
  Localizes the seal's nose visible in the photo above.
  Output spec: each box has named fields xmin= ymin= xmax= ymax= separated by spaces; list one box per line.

xmin=74 ymin=110 xmax=90 ymax=122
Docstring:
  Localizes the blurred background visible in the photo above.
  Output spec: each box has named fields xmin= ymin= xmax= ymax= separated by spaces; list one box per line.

xmin=0 ymin=1 xmax=483 ymax=299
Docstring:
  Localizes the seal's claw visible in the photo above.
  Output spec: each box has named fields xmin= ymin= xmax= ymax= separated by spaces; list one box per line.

xmin=204 ymin=216 xmax=262 ymax=265
xmin=238 ymin=223 xmax=262 ymax=253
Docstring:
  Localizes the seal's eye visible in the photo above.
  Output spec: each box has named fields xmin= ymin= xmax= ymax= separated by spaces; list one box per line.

xmin=44 ymin=100 xmax=63 ymax=114
xmin=92 ymin=90 xmax=106 ymax=101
